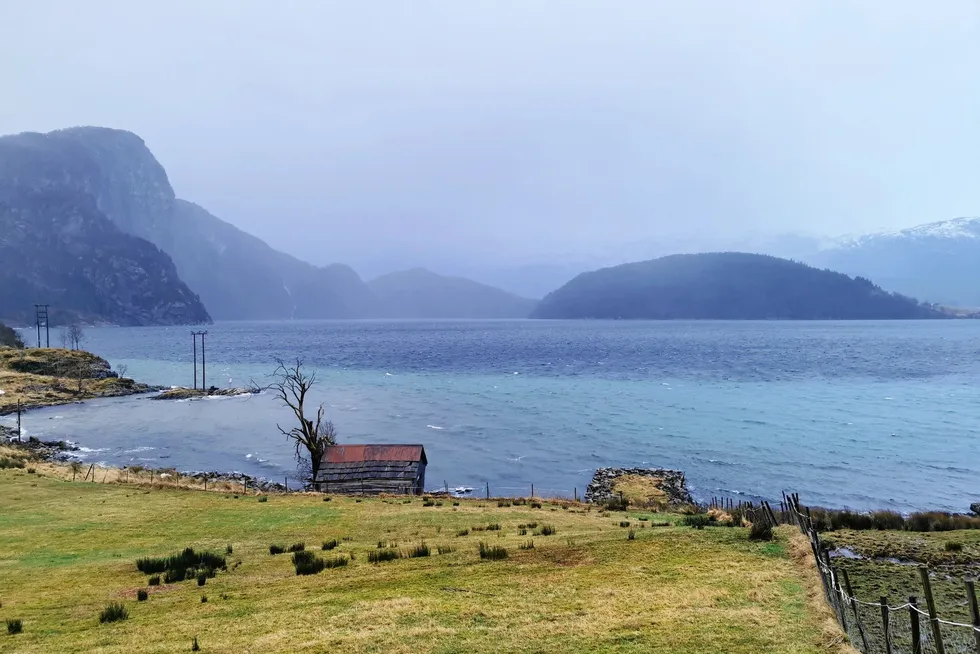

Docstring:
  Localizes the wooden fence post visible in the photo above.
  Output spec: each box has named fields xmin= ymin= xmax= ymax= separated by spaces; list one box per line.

xmin=880 ymin=597 xmax=892 ymax=654
xmin=486 ymin=482 xmax=489 ymax=499
xmin=919 ymin=566 xmax=946 ymax=654
xmin=840 ymin=568 xmax=870 ymax=651
xmin=965 ymin=578 xmax=980 ymax=654
xmin=832 ymin=567 xmax=849 ymax=634
xmin=531 ymin=483 xmax=534 ymax=498
xmin=909 ymin=596 xmax=922 ymax=654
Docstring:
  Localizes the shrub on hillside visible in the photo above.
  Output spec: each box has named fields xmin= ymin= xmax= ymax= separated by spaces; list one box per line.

xmin=479 ymin=542 xmax=508 ymax=560
xmin=408 ymin=542 xmax=430 ymax=558
xmin=749 ymin=521 xmax=774 ymax=542
xmin=368 ymin=549 xmax=400 ymax=563
xmin=293 ymin=551 xmax=326 ymax=575
xmin=871 ymin=510 xmax=905 ymax=531
xmin=99 ymin=603 xmax=128 ymax=624
xmin=7 ymin=619 xmax=23 ymax=635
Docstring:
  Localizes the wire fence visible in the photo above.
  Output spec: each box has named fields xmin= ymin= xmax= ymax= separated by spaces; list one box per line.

xmin=782 ymin=493 xmax=980 ymax=654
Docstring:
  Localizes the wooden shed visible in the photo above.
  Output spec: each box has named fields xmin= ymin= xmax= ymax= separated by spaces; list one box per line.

xmin=314 ymin=444 xmax=427 ymax=495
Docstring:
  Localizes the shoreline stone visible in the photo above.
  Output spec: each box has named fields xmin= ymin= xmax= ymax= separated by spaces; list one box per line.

xmin=585 ymin=467 xmax=693 ymax=506
xmin=151 ymin=387 xmax=259 ymax=401
xmin=971 ymin=502 xmax=980 ymax=517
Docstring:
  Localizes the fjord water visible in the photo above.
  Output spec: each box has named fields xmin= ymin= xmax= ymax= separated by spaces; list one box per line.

xmin=7 ymin=320 xmax=979 ymax=512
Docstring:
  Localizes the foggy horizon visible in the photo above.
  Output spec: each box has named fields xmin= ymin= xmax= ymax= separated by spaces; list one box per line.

xmin=2 ymin=1 xmax=979 ymax=278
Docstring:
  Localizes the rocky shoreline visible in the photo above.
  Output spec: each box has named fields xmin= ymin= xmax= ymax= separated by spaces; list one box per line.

xmin=585 ymin=467 xmax=694 ymax=506
xmin=151 ymin=387 xmax=260 ymax=401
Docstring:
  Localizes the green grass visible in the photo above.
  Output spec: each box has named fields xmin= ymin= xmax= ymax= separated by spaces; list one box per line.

xmin=823 ymin=528 xmax=980 ymax=653
xmin=0 ymin=469 xmax=843 ymax=653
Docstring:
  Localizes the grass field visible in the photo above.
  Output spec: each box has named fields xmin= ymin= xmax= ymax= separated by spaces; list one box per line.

xmin=823 ymin=528 xmax=980 ymax=653
xmin=0 ymin=463 xmax=853 ymax=653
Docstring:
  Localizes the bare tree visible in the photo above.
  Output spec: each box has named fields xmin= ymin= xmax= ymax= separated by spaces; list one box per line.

xmin=269 ymin=358 xmax=337 ymax=487
xmin=116 ymin=363 xmax=129 ymax=379
xmin=62 ymin=323 xmax=84 ymax=350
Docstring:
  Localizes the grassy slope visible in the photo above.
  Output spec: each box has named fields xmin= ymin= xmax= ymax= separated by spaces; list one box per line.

xmin=0 ymin=348 xmax=147 ymax=414
xmin=0 ymin=468 xmax=851 ymax=654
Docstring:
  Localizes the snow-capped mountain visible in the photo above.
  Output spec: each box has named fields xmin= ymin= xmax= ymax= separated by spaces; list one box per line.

xmin=806 ymin=217 xmax=980 ymax=308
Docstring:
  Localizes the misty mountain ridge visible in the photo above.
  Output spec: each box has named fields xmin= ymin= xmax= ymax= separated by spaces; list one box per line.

xmin=0 ymin=126 xmax=531 ymax=322
xmin=368 ymin=268 xmax=536 ymax=319
xmin=804 ymin=216 xmax=980 ymax=308
xmin=532 ymin=252 xmax=945 ymax=320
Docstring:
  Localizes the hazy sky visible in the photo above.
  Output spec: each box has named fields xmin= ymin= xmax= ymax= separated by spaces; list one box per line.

xmin=2 ymin=1 xmax=979 ymax=271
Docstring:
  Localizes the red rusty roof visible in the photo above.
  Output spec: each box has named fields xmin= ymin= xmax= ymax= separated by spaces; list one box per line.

xmin=323 ymin=444 xmax=426 ymax=465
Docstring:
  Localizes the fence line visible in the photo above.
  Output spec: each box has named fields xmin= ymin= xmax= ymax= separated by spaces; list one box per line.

xmin=778 ymin=493 xmax=980 ymax=654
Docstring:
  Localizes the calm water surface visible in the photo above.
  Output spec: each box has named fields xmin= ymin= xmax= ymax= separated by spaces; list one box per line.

xmin=5 ymin=320 xmax=979 ymax=511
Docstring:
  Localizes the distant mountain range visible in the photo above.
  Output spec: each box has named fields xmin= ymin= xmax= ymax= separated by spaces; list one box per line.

xmin=532 ymin=252 xmax=945 ymax=320
xmin=368 ymin=268 xmax=535 ymax=319
xmin=0 ymin=127 xmax=533 ymax=324
xmin=3 ymin=126 xmax=977 ymax=324
xmin=805 ymin=218 xmax=980 ymax=308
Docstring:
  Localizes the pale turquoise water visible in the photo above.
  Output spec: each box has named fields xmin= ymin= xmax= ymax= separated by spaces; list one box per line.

xmin=5 ymin=320 xmax=979 ymax=511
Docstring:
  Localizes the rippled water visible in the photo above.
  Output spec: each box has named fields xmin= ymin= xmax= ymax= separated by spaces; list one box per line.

xmin=5 ymin=320 xmax=979 ymax=511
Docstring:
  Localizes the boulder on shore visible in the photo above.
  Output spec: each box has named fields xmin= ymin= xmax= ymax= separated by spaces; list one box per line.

xmin=585 ymin=467 xmax=693 ymax=507
xmin=971 ymin=502 xmax=980 ymax=517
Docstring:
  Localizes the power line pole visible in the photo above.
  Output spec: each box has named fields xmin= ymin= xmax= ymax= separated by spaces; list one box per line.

xmin=34 ymin=304 xmax=49 ymax=348
xmin=191 ymin=332 xmax=198 ymax=389
xmin=201 ymin=331 xmax=207 ymax=389
xmin=191 ymin=330 xmax=208 ymax=390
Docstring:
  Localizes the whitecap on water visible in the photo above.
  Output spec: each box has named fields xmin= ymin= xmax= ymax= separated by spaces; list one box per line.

xmin=426 ymin=425 xmax=444 ymax=430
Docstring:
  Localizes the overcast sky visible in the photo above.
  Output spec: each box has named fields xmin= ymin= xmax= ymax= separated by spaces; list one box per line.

xmin=1 ymin=1 xmax=979 ymax=271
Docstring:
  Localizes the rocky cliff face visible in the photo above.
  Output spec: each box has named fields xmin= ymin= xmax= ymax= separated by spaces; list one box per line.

xmin=7 ymin=127 xmax=378 ymax=320
xmin=0 ymin=188 xmax=210 ymax=326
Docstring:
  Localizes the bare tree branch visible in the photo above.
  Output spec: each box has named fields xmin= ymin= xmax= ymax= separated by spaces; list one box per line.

xmin=269 ymin=358 xmax=337 ymax=488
